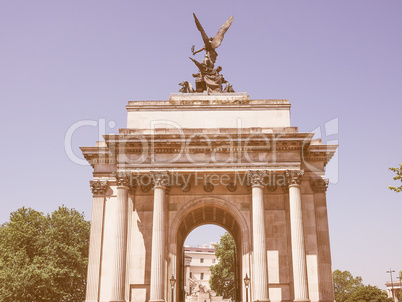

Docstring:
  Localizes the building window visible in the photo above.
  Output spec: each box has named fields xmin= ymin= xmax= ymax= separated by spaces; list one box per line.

xmin=200 ymin=258 xmax=204 ymax=263
xmin=200 ymin=273 xmax=204 ymax=280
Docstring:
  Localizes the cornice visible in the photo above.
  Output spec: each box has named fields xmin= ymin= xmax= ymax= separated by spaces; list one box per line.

xmin=126 ymin=99 xmax=290 ymax=111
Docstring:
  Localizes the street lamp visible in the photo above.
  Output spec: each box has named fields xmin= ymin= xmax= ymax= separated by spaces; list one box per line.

xmin=170 ymin=274 xmax=176 ymax=302
xmin=387 ymin=269 xmax=395 ymax=302
xmin=244 ymin=274 xmax=250 ymax=302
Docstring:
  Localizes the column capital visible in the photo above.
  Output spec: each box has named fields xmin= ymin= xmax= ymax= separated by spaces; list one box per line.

xmin=285 ymin=170 xmax=304 ymax=187
xmin=90 ymin=180 xmax=108 ymax=196
xmin=150 ymin=171 xmax=170 ymax=188
xmin=310 ymin=177 xmax=329 ymax=193
xmin=113 ymin=171 xmax=131 ymax=188
xmin=247 ymin=170 xmax=267 ymax=187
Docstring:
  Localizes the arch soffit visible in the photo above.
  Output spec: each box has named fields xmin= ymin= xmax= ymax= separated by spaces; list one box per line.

xmin=170 ymin=196 xmax=249 ymax=245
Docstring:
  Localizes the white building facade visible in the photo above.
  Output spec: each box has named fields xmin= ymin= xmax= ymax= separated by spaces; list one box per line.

xmin=386 ymin=280 xmax=402 ymax=302
xmin=184 ymin=245 xmax=218 ymax=293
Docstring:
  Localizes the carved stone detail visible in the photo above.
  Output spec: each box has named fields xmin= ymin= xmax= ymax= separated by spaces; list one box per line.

xmin=267 ymin=183 xmax=277 ymax=192
xmin=114 ymin=172 xmax=131 ymax=188
xmin=128 ymin=182 xmax=137 ymax=195
xmin=227 ymin=182 xmax=237 ymax=192
xmin=285 ymin=170 xmax=304 ymax=187
xmin=141 ymin=184 xmax=151 ymax=193
xmin=181 ymin=183 xmax=191 ymax=192
xmin=150 ymin=171 xmax=170 ymax=188
xmin=90 ymin=180 xmax=108 ymax=196
xmin=204 ymin=182 xmax=214 ymax=192
xmin=247 ymin=170 xmax=267 ymax=187
xmin=310 ymin=177 xmax=329 ymax=193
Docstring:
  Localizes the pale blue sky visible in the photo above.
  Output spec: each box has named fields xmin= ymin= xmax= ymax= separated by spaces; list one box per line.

xmin=1 ymin=0 xmax=401 ymax=290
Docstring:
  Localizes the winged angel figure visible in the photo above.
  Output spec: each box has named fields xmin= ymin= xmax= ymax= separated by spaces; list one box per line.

xmin=182 ymin=14 xmax=234 ymax=93
xmin=191 ymin=13 xmax=234 ymax=69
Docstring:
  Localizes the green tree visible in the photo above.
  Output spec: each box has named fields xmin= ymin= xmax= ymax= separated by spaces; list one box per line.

xmin=0 ymin=206 xmax=90 ymax=302
xmin=333 ymin=270 xmax=363 ymax=302
xmin=209 ymin=232 xmax=236 ymax=299
xmin=345 ymin=285 xmax=392 ymax=302
xmin=389 ymin=164 xmax=402 ymax=192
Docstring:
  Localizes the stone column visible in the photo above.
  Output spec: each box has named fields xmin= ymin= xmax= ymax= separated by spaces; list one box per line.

xmin=86 ymin=180 xmax=108 ymax=302
xmin=149 ymin=171 xmax=169 ymax=302
xmin=286 ymin=170 xmax=309 ymax=302
xmin=110 ymin=172 xmax=131 ymax=302
xmin=248 ymin=170 xmax=270 ymax=302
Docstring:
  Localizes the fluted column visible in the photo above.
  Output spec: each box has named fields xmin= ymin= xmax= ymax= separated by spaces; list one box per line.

xmin=149 ymin=171 xmax=169 ymax=302
xmin=248 ymin=170 xmax=270 ymax=302
xmin=86 ymin=180 xmax=108 ymax=302
xmin=286 ymin=170 xmax=309 ymax=302
xmin=110 ymin=172 xmax=131 ymax=302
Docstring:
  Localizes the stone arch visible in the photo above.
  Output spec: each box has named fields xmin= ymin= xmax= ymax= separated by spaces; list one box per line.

xmin=169 ymin=196 xmax=251 ymax=302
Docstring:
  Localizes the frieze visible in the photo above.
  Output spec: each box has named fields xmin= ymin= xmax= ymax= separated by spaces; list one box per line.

xmin=128 ymin=183 xmax=137 ymax=195
xmin=227 ymin=182 xmax=237 ymax=192
xmin=204 ymin=182 xmax=214 ymax=192
xmin=267 ymin=183 xmax=277 ymax=192
xmin=141 ymin=184 xmax=151 ymax=193
xmin=181 ymin=183 xmax=191 ymax=192
xmin=173 ymin=99 xmax=250 ymax=105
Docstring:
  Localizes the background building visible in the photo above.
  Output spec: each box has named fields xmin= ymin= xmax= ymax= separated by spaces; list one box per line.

xmin=386 ymin=280 xmax=402 ymax=302
xmin=184 ymin=244 xmax=218 ymax=294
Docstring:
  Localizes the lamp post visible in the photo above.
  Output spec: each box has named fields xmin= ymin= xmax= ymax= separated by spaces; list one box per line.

xmin=387 ymin=269 xmax=395 ymax=302
xmin=170 ymin=274 xmax=176 ymax=302
xmin=244 ymin=274 xmax=250 ymax=302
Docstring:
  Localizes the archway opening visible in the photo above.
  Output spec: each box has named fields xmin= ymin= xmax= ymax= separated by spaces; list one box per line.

xmin=176 ymin=204 xmax=243 ymax=302
xmin=184 ymin=225 xmax=226 ymax=298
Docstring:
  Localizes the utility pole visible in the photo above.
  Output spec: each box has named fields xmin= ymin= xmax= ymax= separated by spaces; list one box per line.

xmin=387 ymin=268 xmax=395 ymax=301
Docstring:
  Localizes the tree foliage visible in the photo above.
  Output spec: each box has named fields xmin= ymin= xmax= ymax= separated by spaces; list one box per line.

xmin=209 ymin=232 xmax=236 ymax=299
xmin=333 ymin=270 xmax=363 ymax=302
xmin=0 ymin=206 xmax=90 ymax=302
xmin=389 ymin=164 xmax=402 ymax=192
xmin=333 ymin=270 xmax=392 ymax=302
xmin=346 ymin=285 xmax=392 ymax=302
